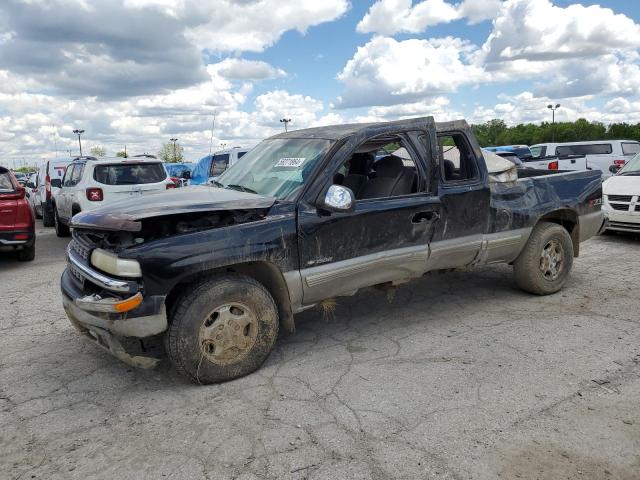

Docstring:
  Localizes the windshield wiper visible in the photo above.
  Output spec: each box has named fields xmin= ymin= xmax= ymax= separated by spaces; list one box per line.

xmin=617 ymin=172 xmax=640 ymax=176
xmin=211 ymin=180 xmax=225 ymax=188
xmin=225 ymin=184 xmax=258 ymax=194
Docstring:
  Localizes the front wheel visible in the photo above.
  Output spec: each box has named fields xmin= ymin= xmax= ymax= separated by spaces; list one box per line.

xmin=513 ymin=222 xmax=574 ymax=295
xmin=165 ymin=274 xmax=279 ymax=384
xmin=54 ymin=208 xmax=70 ymax=237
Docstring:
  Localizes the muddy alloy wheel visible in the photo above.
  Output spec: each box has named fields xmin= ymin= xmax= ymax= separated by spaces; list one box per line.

xmin=199 ymin=303 xmax=259 ymax=365
xmin=539 ymin=239 xmax=564 ymax=281
xmin=513 ymin=221 xmax=573 ymax=295
xmin=165 ymin=274 xmax=279 ymax=384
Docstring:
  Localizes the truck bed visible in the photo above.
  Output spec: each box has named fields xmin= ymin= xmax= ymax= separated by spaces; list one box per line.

xmin=490 ymin=169 xmax=603 ymax=237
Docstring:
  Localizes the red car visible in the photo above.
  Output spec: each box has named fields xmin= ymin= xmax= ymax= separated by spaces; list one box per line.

xmin=0 ymin=166 xmax=35 ymax=261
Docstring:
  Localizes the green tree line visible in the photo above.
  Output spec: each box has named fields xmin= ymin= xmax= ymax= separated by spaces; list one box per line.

xmin=472 ymin=119 xmax=640 ymax=147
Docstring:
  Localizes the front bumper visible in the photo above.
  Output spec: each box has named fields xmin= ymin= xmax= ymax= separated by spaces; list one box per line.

xmin=61 ymin=245 xmax=168 ymax=368
xmin=602 ymin=205 xmax=640 ymax=233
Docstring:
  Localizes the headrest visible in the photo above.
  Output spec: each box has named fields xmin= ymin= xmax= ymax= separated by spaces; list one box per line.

xmin=349 ymin=152 xmax=373 ymax=175
xmin=373 ymin=155 xmax=404 ymax=177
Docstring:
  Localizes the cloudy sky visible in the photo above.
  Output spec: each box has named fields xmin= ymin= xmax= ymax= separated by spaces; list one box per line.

xmin=1 ymin=0 xmax=640 ymax=166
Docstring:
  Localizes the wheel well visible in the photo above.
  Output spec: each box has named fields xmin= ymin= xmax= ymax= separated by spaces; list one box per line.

xmin=164 ymin=261 xmax=295 ymax=334
xmin=538 ymin=209 xmax=579 ymax=256
xmin=71 ymin=204 xmax=81 ymax=216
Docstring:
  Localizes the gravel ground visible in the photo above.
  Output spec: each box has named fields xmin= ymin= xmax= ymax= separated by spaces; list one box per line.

xmin=1 ymin=222 xmax=639 ymax=480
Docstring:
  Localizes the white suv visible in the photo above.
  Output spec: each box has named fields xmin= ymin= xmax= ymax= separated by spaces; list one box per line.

xmin=52 ymin=155 xmax=174 ymax=236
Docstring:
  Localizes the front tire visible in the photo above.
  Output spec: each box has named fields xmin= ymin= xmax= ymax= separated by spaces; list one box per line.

xmin=514 ymin=221 xmax=574 ymax=295
xmin=54 ymin=208 xmax=70 ymax=237
xmin=165 ymin=274 xmax=279 ymax=384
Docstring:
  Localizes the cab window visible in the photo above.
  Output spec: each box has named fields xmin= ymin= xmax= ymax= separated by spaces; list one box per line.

xmin=210 ymin=154 xmax=230 ymax=177
xmin=330 ymin=134 xmax=423 ymax=200
xmin=437 ymin=133 xmax=479 ymax=183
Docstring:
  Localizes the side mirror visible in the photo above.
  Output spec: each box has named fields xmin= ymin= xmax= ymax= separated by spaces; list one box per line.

xmin=181 ymin=170 xmax=191 ymax=180
xmin=609 ymin=165 xmax=620 ymax=174
xmin=320 ymin=185 xmax=355 ymax=213
xmin=50 ymin=178 xmax=62 ymax=188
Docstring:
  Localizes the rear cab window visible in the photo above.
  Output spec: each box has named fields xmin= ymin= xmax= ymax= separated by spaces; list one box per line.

xmin=622 ymin=142 xmax=640 ymax=155
xmin=556 ymin=144 xmax=612 ymax=156
xmin=93 ymin=162 xmax=167 ymax=185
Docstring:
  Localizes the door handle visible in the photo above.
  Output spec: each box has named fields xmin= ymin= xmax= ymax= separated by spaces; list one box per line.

xmin=412 ymin=211 xmax=439 ymax=224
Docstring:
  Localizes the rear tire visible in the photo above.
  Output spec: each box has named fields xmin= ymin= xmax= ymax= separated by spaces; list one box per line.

xmin=17 ymin=243 xmax=35 ymax=262
xmin=165 ymin=274 xmax=279 ymax=384
xmin=514 ymin=221 xmax=574 ymax=295
xmin=42 ymin=203 xmax=54 ymax=227
xmin=54 ymin=208 xmax=70 ymax=237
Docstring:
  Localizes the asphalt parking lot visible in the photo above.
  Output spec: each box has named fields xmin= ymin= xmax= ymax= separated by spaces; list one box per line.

xmin=1 ymin=221 xmax=639 ymax=480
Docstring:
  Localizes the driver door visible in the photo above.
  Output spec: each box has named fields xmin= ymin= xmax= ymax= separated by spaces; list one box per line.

xmin=297 ymin=127 xmax=441 ymax=305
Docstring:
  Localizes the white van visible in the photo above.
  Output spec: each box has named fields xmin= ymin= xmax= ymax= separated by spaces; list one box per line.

xmin=36 ymin=157 xmax=75 ymax=226
xmin=602 ymin=152 xmax=640 ymax=233
xmin=528 ymin=140 xmax=640 ymax=176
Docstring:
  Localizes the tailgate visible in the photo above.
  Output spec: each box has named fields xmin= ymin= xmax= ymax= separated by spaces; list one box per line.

xmin=557 ymin=156 xmax=588 ymax=170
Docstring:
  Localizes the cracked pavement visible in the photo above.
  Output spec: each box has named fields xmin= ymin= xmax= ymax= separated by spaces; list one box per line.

xmin=1 ymin=223 xmax=639 ymax=480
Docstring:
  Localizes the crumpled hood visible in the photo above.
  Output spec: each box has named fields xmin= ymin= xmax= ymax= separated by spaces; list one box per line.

xmin=71 ymin=186 xmax=276 ymax=232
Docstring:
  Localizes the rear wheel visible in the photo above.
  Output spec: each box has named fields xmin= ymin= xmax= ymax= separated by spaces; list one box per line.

xmin=514 ymin=221 xmax=574 ymax=295
xmin=54 ymin=207 xmax=70 ymax=237
xmin=42 ymin=203 xmax=54 ymax=227
xmin=165 ymin=274 xmax=279 ymax=384
xmin=17 ymin=243 xmax=35 ymax=262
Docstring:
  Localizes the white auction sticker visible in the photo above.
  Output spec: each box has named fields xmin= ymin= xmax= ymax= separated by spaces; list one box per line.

xmin=275 ymin=157 xmax=306 ymax=168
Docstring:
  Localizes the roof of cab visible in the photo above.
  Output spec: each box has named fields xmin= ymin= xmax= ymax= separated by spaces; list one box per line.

xmin=270 ymin=116 xmax=459 ymax=141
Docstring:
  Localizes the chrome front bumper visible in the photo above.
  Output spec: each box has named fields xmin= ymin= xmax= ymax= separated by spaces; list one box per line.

xmin=61 ymin=243 xmax=168 ymax=368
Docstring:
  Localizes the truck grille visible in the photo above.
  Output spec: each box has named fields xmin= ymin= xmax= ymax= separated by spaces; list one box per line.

xmin=70 ymin=238 xmax=91 ymax=261
xmin=607 ymin=195 xmax=633 ymax=202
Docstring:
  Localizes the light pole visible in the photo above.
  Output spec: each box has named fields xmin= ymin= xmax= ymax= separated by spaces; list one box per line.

xmin=280 ymin=118 xmax=291 ymax=132
xmin=547 ymin=104 xmax=561 ymax=142
xmin=73 ymin=129 xmax=84 ymax=156
xmin=170 ymin=138 xmax=178 ymax=162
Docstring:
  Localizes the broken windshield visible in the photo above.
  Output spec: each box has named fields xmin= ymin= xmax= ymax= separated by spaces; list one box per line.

xmin=216 ymin=138 xmax=333 ymax=200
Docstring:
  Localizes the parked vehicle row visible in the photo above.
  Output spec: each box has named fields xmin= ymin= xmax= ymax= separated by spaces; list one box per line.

xmin=526 ymin=140 xmax=640 ymax=176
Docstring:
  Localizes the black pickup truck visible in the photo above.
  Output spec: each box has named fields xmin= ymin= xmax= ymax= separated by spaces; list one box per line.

xmin=61 ymin=117 xmax=604 ymax=383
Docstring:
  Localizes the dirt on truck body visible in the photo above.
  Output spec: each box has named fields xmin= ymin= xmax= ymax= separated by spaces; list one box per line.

xmin=61 ymin=116 xmax=604 ymax=384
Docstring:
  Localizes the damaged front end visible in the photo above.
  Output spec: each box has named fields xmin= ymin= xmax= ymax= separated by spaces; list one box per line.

xmin=61 ymin=186 xmax=276 ymax=368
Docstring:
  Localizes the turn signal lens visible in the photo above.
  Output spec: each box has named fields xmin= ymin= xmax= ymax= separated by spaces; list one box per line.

xmin=114 ymin=293 xmax=143 ymax=313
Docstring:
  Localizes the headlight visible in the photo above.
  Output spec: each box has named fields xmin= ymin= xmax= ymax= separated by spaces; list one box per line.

xmin=90 ymin=248 xmax=142 ymax=278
